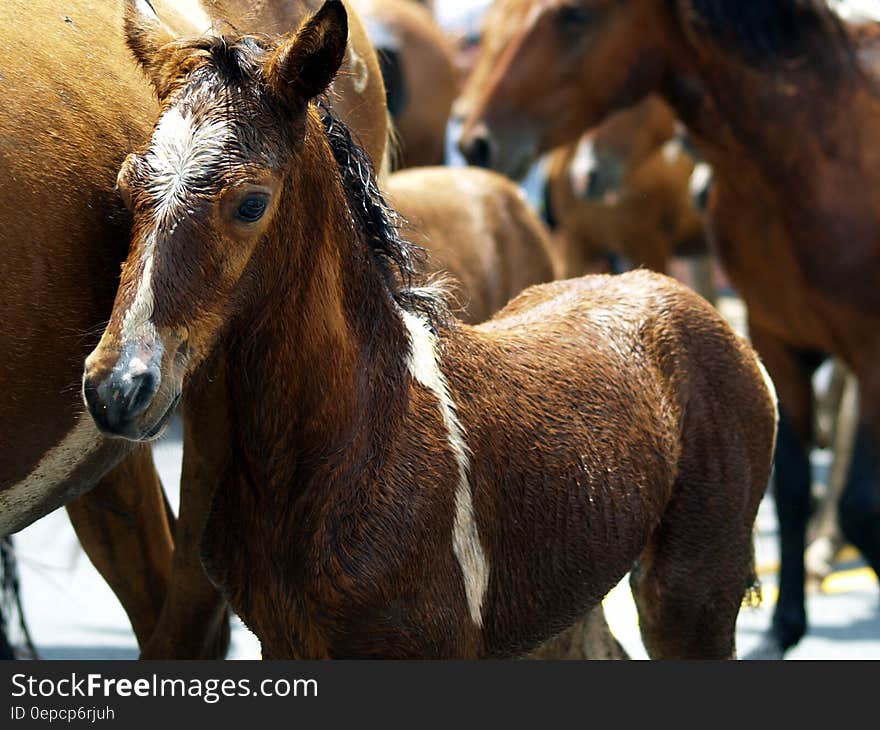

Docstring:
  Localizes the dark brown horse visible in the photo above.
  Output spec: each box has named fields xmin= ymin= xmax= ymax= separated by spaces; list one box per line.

xmin=459 ymin=0 xmax=880 ymax=657
xmin=83 ymin=0 xmax=776 ymax=658
xmin=0 ymin=0 xmax=389 ymax=658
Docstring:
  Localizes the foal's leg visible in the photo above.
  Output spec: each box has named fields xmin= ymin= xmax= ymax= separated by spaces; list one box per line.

xmin=139 ymin=360 xmax=231 ymax=659
xmin=629 ymin=472 xmax=760 ymax=659
xmin=66 ymin=446 xmax=174 ymax=649
xmin=630 ymin=337 xmax=775 ymax=659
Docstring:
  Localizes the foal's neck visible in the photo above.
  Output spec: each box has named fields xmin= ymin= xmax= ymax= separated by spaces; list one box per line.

xmin=228 ymin=132 xmax=411 ymax=490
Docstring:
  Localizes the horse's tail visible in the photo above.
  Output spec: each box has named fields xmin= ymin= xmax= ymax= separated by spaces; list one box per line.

xmin=0 ymin=537 xmax=37 ymax=659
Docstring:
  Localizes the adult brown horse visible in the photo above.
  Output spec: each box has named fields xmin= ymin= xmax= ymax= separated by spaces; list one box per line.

xmin=453 ymin=0 xmax=707 ymax=284
xmin=459 ymin=0 xmax=880 ymax=657
xmin=386 ymin=166 xmax=557 ymax=323
xmin=0 ymin=0 xmax=388 ymax=657
xmin=354 ymin=0 xmax=459 ymax=168
xmin=83 ymin=0 xmax=776 ymax=658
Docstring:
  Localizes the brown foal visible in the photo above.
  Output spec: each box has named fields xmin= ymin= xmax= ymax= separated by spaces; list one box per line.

xmin=83 ymin=0 xmax=776 ymax=658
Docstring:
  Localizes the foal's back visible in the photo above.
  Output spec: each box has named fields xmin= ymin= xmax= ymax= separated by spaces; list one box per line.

xmin=441 ymin=271 xmax=776 ymax=657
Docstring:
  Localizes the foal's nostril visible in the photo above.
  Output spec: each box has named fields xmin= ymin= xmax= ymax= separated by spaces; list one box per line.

xmin=83 ymin=368 xmax=159 ymax=436
xmin=82 ymin=377 xmax=101 ymax=420
xmin=124 ymin=370 xmax=158 ymax=418
xmin=460 ymin=133 xmax=493 ymax=169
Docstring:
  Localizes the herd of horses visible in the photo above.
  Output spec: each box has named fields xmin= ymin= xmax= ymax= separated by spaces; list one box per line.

xmin=0 ymin=0 xmax=875 ymax=659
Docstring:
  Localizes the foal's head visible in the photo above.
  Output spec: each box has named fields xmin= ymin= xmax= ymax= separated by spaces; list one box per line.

xmin=82 ymin=0 xmax=350 ymax=440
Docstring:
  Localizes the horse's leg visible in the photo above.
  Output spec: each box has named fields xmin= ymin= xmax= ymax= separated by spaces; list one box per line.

xmin=836 ymin=380 xmax=880 ymax=581
xmin=745 ymin=329 xmax=821 ymax=657
xmin=66 ymin=446 xmax=174 ymax=649
xmin=139 ymin=360 xmax=231 ymax=659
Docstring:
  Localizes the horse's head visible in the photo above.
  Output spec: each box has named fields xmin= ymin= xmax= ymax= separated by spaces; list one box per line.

xmin=458 ymin=0 xmax=674 ymax=178
xmin=82 ymin=0 xmax=349 ymax=440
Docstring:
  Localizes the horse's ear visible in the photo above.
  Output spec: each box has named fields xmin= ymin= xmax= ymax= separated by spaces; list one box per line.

xmin=265 ymin=0 xmax=349 ymax=107
xmin=123 ymin=0 xmax=176 ymax=91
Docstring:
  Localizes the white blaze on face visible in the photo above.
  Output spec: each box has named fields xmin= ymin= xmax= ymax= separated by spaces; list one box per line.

xmin=661 ymin=137 xmax=683 ymax=164
xmin=401 ymin=310 xmax=490 ymax=628
xmin=121 ymin=104 xmax=232 ymax=341
xmin=569 ymin=134 xmax=598 ymax=198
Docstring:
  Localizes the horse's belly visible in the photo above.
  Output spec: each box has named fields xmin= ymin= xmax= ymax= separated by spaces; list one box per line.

xmin=0 ymin=414 xmax=129 ymax=535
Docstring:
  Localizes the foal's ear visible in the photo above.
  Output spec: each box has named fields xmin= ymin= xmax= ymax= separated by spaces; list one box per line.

xmin=265 ymin=0 xmax=349 ymax=106
xmin=123 ymin=0 xmax=176 ymax=90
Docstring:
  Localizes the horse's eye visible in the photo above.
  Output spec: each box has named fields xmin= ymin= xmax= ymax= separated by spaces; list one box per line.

xmin=235 ymin=194 xmax=269 ymax=223
xmin=557 ymin=4 xmax=594 ymax=26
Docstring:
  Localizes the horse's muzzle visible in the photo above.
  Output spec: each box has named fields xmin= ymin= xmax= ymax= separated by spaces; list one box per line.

xmin=458 ymin=125 xmax=494 ymax=169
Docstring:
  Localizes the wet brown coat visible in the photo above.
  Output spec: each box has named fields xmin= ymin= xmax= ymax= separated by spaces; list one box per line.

xmin=458 ymin=0 xmax=880 ymax=652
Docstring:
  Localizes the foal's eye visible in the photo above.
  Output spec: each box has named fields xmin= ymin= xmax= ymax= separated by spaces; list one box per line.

xmin=557 ymin=4 xmax=594 ymax=27
xmin=235 ymin=194 xmax=269 ymax=223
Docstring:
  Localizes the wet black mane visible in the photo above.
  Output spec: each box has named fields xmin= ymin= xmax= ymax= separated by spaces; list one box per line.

xmin=318 ymin=104 xmax=448 ymax=326
xmin=684 ymin=0 xmax=861 ymax=78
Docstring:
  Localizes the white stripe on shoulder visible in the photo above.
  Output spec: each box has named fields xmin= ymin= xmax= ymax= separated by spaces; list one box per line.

xmin=401 ymin=310 xmax=490 ymax=627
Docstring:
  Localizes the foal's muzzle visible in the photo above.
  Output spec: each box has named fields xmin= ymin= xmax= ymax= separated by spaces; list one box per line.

xmin=82 ymin=340 xmax=167 ymax=440
xmin=83 ymin=367 xmax=157 ymax=436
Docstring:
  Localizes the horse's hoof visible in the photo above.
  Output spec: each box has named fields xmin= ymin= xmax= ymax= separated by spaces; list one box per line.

xmin=742 ymin=635 xmax=785 ymax=660
xmin=805 ymin=536 xmax=836 ymax=582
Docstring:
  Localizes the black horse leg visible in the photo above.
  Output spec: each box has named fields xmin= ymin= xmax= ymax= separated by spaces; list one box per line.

xmin=838 ymin=422 xmax=880 ymax=579
xmin=0 ymin=609 xmax=14 ymax=659
xmin=770 ymin=405 xmax=813 ymax=651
